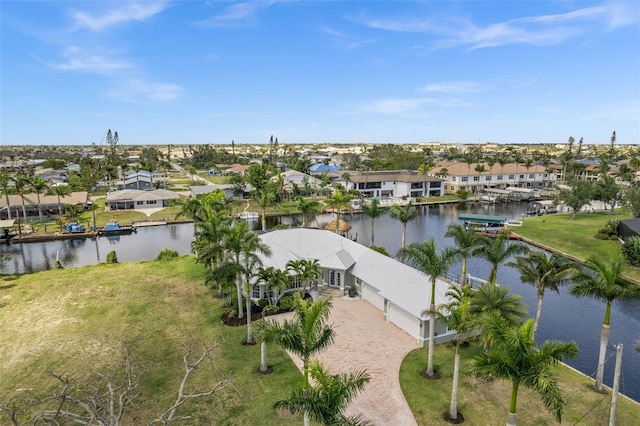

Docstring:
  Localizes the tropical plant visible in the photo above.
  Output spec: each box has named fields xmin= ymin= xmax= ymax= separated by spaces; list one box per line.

xmin=473 ymin=230 xmax=529 ymax=286
xmin=507 ymin=251 xmax=573 ymax=337
xmin=30 ymin=176 xmax=51 ymax=223
xmin=324 ymin=189 xmax=353 ymax=233
xmin=397 ymin=238 xmax=456 ymax=378
xmin=259 ymin=294 xmax=336 ymax=426
xmin=570 ymin=255 xmax=640 ymax=392
xmin=621 ymin=236 xmax=640 ymax=266
xmin=296 ymin=196 xmax=322 ymax=227
xmin=47 ymin=184 xmax=72 ymax=216
xmin=256 ymin=187 xmax=276 ymax=231
xmin=0 ymin=171 xmax=13 ymax=220
xmin=389 ymin=201 xmax=417 ymax=249
xmin=106 ymin=250 xmax=118 ymax=264
xmin=434 ymin=285 xmax=477 ymax=422
xmin=361 ymin=198 xmax=386 ymax=246
xmin=469 ymin=315 xmax=578 ymax=426
xmin=273 ymin=360 xmax=371 ymax=426
xmin=444 ymin=223 xmax=482 ymax=284
xmin=468 ymin=284 xmax=528 ymax=330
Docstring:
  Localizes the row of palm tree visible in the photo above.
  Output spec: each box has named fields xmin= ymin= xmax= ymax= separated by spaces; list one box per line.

xmin=399 ymin=224 xmax=640 ymax=424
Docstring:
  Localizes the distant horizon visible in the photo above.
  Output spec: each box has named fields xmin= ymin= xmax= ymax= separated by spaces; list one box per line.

xmin=2 ymin=1 xmax=639 ymax=145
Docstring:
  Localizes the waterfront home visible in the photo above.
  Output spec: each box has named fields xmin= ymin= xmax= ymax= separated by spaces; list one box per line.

xmin=342 ymin=170 xmax=445 ymax=198
xmin=190 ymin=185 xmax=240 ymax=200
xmin=255 ymin=228 xmax=457 ymax=346
xmin=105 ymin=189 xmax=179 ymax=211
xmin=434 ymin=161 xmax=556 ymax=195
xmin=0 ymin=191 xmax=88 ymax=219
xmin=116 ymin=172 xmax=167 ymax=190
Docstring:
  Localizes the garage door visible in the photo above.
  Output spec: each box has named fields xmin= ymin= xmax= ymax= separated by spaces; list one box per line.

xmin=362 ymin=283 xmax=385 ymax=311
xmin=387 ymin=304 xmax=421 ymax=341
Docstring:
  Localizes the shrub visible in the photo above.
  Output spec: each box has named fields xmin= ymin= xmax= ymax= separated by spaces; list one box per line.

xmin=278 ymin=294 xmax=295 ymax=311
xmin=595 ymin=219 xmax=620 ymax=240
xmin=156 ymin=248 xmax=179 ymax=261
xmin=369 ymin=245 xmax=391 ymax=257
xmin=106 ymin=250 xmax=118 ymax=264
xmin=621 ymin=236 xmax=640 ymax=267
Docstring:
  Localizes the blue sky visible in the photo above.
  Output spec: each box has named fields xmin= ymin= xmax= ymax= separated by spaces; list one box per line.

xmin=2 ymin=1 xmax=639 ymax=146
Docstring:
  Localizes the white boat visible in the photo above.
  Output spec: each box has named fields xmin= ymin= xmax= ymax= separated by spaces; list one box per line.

xmin=238 ymin=211 xmax=259 ymax=220
xmin=479 ymin=194 xmax=496 ymax=203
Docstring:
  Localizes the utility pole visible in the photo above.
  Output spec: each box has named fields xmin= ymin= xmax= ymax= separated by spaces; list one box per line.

xmin=609 ymin=343 xmax=623 ymax=426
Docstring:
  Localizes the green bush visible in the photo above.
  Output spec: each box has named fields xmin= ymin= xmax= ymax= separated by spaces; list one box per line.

xmin=595 ymin=219 xmax=620 ymax=240
xmin=155 ymin=248 xmax=179 ymax=261
xmin=106 ymin=250 xmax=118 ymax=264
xmin=621 ymin=236 xmax=640 ymax=267
xmin=278 ymin=294 xmax=295 ymax=311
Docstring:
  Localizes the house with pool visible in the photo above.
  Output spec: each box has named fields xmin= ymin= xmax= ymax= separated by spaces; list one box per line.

xmin=256 ymin=228 xmax=457 ymax=346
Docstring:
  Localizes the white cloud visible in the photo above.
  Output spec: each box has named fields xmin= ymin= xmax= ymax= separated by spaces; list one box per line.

xmin=421 ymin=81 xmax=488 ymax=94
xmin=108 ymin=79 xmax=182 ymax=102
xmin=356 ymin=2 xmax=639 ymax=49
xmin=71 ymin=2 xmax=169 ymax=31
xmin=45 ymin=46 xmax=131 ymax=73
xmin=196 ymin=1 xmax=272 ymax=27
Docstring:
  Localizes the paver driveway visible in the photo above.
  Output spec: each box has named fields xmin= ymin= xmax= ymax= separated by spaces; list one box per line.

xmin=280 ymin=295 xmax=420 ymax=425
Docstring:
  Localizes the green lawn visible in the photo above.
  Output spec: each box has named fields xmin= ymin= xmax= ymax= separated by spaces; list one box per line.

xmin=0 ymin=257 xmax=304 ymax=425
xmin=401 ymin=342 xmax=640 ymax=426
xmin=514 ymin=212 xmax=640 ymax=282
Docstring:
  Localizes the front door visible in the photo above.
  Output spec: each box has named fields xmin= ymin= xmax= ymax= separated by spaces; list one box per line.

xmin=329 ymin=270 xmax=341 ymax=288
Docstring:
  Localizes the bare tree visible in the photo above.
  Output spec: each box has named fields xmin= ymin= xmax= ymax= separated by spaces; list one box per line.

xmin=3 ymin=339 xmax=234 ymax=426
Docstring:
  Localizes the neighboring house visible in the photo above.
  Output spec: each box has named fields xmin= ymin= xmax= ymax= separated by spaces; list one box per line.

xmin=190 ymin=185 xmax=239 ymax=200
xmin=0 ymin=191 xmax=89 ymax=219
xmin=274 ymin=170 xmax=321 ymax=187
xmin=309 ymin=163 xmax=341 ymax=173
xmin=224 ymin=164 xmax=249 ymax=175
xmin=343 ymin=170 xmax=445 ymax=198
xmin=434 ymin=161 xmax=556 ymax=195
xmin=116 ymin=172 xmax=167 ymax=190
xmin=256 ymin=228 xmax=457 ymax=346
xmin=105 ymin=189 xmax=179 ymax=211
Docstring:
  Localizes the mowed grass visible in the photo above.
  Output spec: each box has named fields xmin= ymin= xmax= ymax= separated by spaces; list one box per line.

xmin=401 ymin=343 xmax=640 ymax=426
xmin=514 ymin=212 xmax=640 ymax=282
xmin=0 ymin=257 xmax=303 ymax=425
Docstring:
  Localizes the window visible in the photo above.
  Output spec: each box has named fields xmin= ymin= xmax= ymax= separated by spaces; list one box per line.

xmin=497 ymin=175 xmax=503 ymax=180
xmin=329 ymin=270 xmax=341 ymax=287
xmin=519 ymin=174 xmax=525 ymax=179
xmin=473 ymin=176 xmax=479 ymax=181
xmin=431 ymin=181 xmax=441 ymax=187
xmin=485 ymin=175 xmax=492 ymax=181
xmin=461 ymin=176 xmax=468 ymax=182
xmin=450 ymin=185 xmax=456 ymax=190
xmin=451 ymin=177 xmax=457 ymax=182
xmin=410 ymin=182 xmax=423 ymax=189
xmin=529 ymin=174 xmax=534 ymax=179
xmin=136 ymin=201 xmax=144 ymax=205
xmin=508 ymin=174 xmax=515 ymax=179
xmin=146 ymin=200 xmax=155 ymax=205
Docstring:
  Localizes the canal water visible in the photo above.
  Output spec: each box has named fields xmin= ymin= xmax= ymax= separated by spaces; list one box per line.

xmin=1 ymin=201 xmax=639 ymax=402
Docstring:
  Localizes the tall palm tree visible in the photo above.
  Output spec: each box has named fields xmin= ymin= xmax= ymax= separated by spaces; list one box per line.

xmin=570 ymin=255 xmax=640 ymax=392
xmin=256 ymin=188 xmax=275 ymax=231
xmin=361 ymin=198 xmax=385 ymax=246
xmin=468 ymin=284 xmax=528 ymax=329
xmin=473 ymin=230 xmax=529 ymax=286
xmin=434 ymin=285 xmax=477 ymax=422
xmin=12 ymin=174 xmax=30 ymax=221
xmin=397 ymin=238 xmax=456 ymax=378
xmin=296 ymin=196 xmax=322 ymax=227
xmin=300 ymin=259 xmax=321 ymax=290
xmin=274 ymin=360 xmax=371 ymax=426
xmin=30 ymin=176 xmax=51 ymax=223
xmin=445 ymin=223 xmax=482 ymax=284
xmin=389 ymin=201 xmax=417 ymax=249
xmin=468 ymin=315 xmax=579 ymax=426
xmin=260 ymin=294 xmax=336 ymax=426
xmin=286 ymin=259 xmax=306 ymax=290
xmin=324 ymin=189 xmax=353 ymax=234
xmin=47 ymin=184 xmax=72 ymax=217
xmin=0 ymin=171 xmax=13 ymax=220
xmin=507 ymin=251 xmax=573 ymax=337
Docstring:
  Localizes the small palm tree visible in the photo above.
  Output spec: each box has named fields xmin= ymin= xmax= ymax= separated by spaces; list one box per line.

xmin=473 ymin=230 xmax=529 ymax=286
xmin=47 ymin=184 xmax=72 ymax=217
xmin=296 ymin=196 xmax=322 ymax=227
xmin=361 ymin=198 xmax=385 ymax=246
xmin=0 ymin=171 xmax=13 ymax=220
xmin=445 ymin=223 xmax=482 ymax=284
xmin=30 ymin=176 xmax=51 ymax=223
xmin=389 ymin=201 xmax=417 ymax=249
xmin=468 ymin=284 xmax=528 ymax=329
xmin=507 ymin=251 xmax=573 ymax=337
xmin=260 ymin=294 xmax=336 ymax=426
xmin=324 ymin=189 xmax=353 ymax=233
xmin=397 ymin=238 xmax=456 ymax=378
xmin=468 ymin=314 xmax=579 ymax=426
xmin=434 ymin=285 xmax=477 ymax=422
xmin=570 ymin=255 xmax=640 ymax=392
xmin=274 ymin=360 xmax=371 ymax=426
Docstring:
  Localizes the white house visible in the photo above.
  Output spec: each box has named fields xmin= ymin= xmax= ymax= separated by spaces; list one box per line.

xmin=342 ymin=170 xmax=445 ymax=198
xmin=256 ymin=228 xmax=457 ymax=346
xmin=105 ymin=189 xmax=179 ymax=211
xmin=274 ymin=170 xmax=321 ymax=187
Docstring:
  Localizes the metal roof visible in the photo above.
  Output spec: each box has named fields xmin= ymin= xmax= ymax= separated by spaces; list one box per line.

xmin=458 ymin=213 xmax=507 ymax=224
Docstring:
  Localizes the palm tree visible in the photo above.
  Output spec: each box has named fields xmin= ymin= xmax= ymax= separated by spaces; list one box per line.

xmin=296 ymin=196 xmax=322 ymax=227
xmin=47 ymin=184 xmax=72 ymax=217
xmin=473 ymin=230 xmax=529 ymax=286
xmin=468 ymin=284 xmax=528 ymax=329
xmin=184 ymin=165 xmax=197 ymax=184
xmin=389 ymin=201 xmax=417 ymax=249
xmin=30 ymin=176 xmax=51 ymax=223
xmin=445 ymin=223 xmax=482 ymax=284
xmin=468 ymin=314 xmax=579 ymax=426
xmin=397 ymin=238 xmax=457 ymax=378
xmin=434 ymin=285 xmax=477 ymax=422
xmin=256 ymin=188 xmax=275 ymax=231
xmin=570 ymin=255 xmax=640 ymax=392
xmin=274 ymin=360 xmax=371 ymax=426
xmin=260 ymin=294 xmax=336 ymax=426
xmin=324 ymin=189 xmax=353 ymax=234
xmin=361 ymin=198 xmax=385 ymax=246
xmin=507 ymin=251 xmax=573 ymax=337
xmin=286 ymin=259 xmax=306 ymax=290
xmin=0 ymin=171 xmax=13 ymax=220
xmin=300 ymin=259 xmax=321 ymax=290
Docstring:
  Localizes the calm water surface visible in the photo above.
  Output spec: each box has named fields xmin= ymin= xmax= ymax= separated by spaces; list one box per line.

xmin=2 ymin=201 xmax=639 ymax=402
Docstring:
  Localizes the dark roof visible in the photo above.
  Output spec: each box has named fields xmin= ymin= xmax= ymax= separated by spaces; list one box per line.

xmin=620 ymin=218 xmax=640 ymax=235
xmin=350 ymin=171 xmax=442 ymax=183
